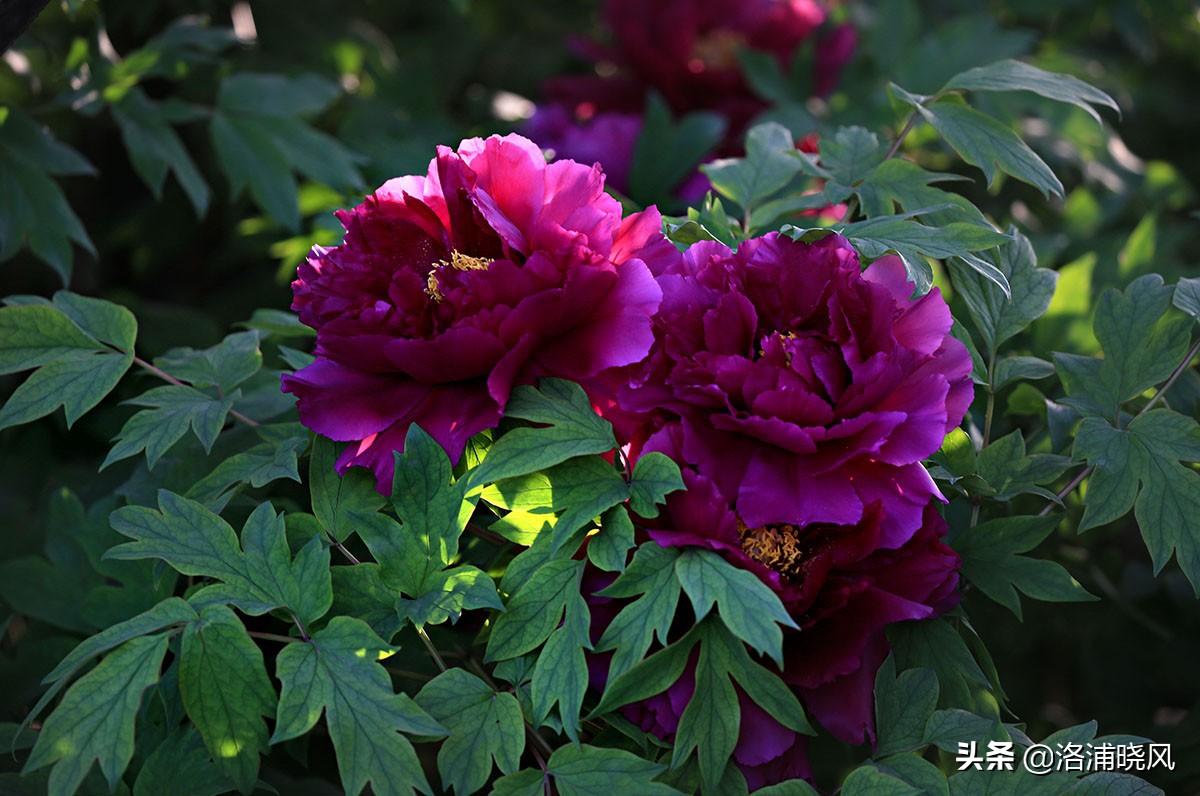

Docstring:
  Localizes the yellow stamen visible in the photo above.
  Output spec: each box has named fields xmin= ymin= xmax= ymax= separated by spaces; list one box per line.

xmin=737 ymin=518 xmax=805 ymax=579
xmin=425 ymin=251 xmax=493 ymax=302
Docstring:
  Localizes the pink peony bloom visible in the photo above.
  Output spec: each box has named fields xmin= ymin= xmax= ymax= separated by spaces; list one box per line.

xmin=615 ymin=232 xmax=973 ymax=546
xmin=282 ymin=134 xmax=675 ymax=489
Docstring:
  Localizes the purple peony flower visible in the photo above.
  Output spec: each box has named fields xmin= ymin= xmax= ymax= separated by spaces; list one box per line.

xmin=615 ymin=232 xmax=973 ymax=546
xmin=282 ymin=133 xmax=675 ymax=489
xmin=522 ymin=105 xmax=642 ymax=195
xmin=589 ymin=429 xmax=960 ymax=788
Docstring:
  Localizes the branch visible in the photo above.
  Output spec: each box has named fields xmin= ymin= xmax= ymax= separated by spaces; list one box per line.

xmin=133 ymin=355 xmax=260 ymax=428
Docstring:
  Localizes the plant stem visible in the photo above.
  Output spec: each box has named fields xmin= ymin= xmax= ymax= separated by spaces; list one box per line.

xmin=884 ymin=110 xmax=921 ymax=160
xmin=416 ymin=626 xmax=448 ymax=673
xmin=332 ymin=539 xmax=361 ymax=564
xmin=133 ymin=355 xmax=260 ymax=428
xmin=465 ymin=522 xmax=508 ymax=546
xmin=385 ymin=666 xmax=434 ymax=682
xmin=969 ymin=353 xmax=997 ymax=528
xmin=291 ymin=613 xmax=311 ymax=642
xmin=248 ymin=631 xmax=300 ymax=644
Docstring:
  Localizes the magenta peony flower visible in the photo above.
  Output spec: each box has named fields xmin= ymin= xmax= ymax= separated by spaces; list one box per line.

xmin=522 ymin=106 xmax=642 ymax=194
xmin=281 ymin=134 xmax=674 ymax=489
xmin=615 ymin=232 xmax=973 ymax=546
xmin=594 ymin=448 xmax=959 ymax=787
xmin=542 ymin=0 xmax=849 ymax=142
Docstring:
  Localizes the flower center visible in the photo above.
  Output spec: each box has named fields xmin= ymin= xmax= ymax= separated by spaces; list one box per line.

xmin=738 ymin=517 xmax=805 ymax=579
xmin=688 ymin=30 xmax=746 ymax=73
xmin=426 ymin=251 xmax=493 ymax=302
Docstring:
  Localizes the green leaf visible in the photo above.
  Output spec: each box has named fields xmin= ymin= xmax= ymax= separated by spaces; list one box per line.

xmin=179 ymin=604 xmax=275 ymax=793
xmin=874 ymin=656 xmax=940 ymax=757
xmin=595 ymin=543 xmax=683 ymax=679
xmin=943 ymin=59 xmax=1120 ymax=125
xmin=415 ymin=669 xmax=524 ymax=796
xmin=52 ymin=291 xmax=137 ymax=353
xmin=671 ymin=628 xmax=739 ymax=791
xmin=112 ymin=88 xmax=211 ymax=215
xmin=24 ymin=634 xmax=170 ymax=795
xmin=874 ymin=755 xmax=948 ymax=796
xmin=394 ymin=564 xmax=502 ymax=627
xmin=156 ymin=331 xmax=262 ymax=393
xmin=0 ymin=108 xmax=95 ymax=281
xmin=819 ymin=126 xmax=886 ymax=188
xmin=703 ymin=123 xmax=803 ymax=212
xmin=841 ymin=765 xmax=922 ymax=796
xmin=133 ymin=727 xmax=235 ymax=796
xmin=0 ymin=349 xmax=132 ymax=431
xmin=674 ymin=548 xmax=797 ymax=666
xmin=393 ymin=424 xmax=474 ymax=576
xmin=854 ymin=159 xmax=980 ymax=227
xmin=629 ymin=93 xmax=726 ymax=203
xmin=492 ymin=770 xmax=545 ymax=796
xmin=547 ymin=744 xmax=682 ymax=796
xmin=889 ymin=619 xmax=991 ymax=711
xmin=0 ymin=304 xmax=100 ymax=375
xmin=753 ymin=781 xmax=820 ymax=796
xmin=109 ymin=494 xmax=332 ymax=623
xmin=469 ymin=379 xmax=616 ymax=486
xmin=922 ymin=709 xmax=1001 ymax=753
xmin=309 ymin=435 xmax=386 ymax=542
xmin=954 ymin=516 xmax=1095 ymax=619
xmin=272 ymin=617 xmax=446 ymax=796
xmin=951 ymin=229 xmax=1057 ymax=355
xmin=531 ymin=589 xmax=591 ymax=740
xmin=102 ymin=385 xmax=235 ymax=469
xmin=994 ymin=356 xmax=1055 ymax=390
xmin=210 ymin=113 xmax=300 ymax=230
xmin=896 ymin=91 xmax=1063 ymax=197
xmin=976 ymin=430 xmax=1074 ymax=502
xmin=486 ymin=558 xmax=582 ymax=661
xmin=186 ymin=422 xmax=310 ymax=505
xmin=217 ymin=73 xmax=341 ymax=118
xmin=1092 ymin=275 xmax=1193 ymax=405
xmin=591 ymin=631 xmax=698 ymax=717
xmin=628 ymin=452 xmax=685 ymax=518
xmin=1174 ymin=276 xmax=1200 ymax=322
xmin=587 ymin=505 xmax=636 ymax=573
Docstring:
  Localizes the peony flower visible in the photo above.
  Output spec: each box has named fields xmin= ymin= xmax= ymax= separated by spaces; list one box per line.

xmin=592 ymin=444 xmax=960 ymax=787
xmin=282 ymin=133 xmax=674 ymax=490
xmin=522 ymin=105 xmax=642 ymax=194
xmin=541 ymin=0 xmax=848 ymax=143
xmin=614 ymin=232 xmax=973 ymax=546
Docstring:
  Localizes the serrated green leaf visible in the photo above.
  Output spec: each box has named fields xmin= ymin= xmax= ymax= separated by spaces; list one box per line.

xmin=186 ymin=422 xmax=309 ymax=505
xmin=595 ymin=543 xmax=683 ymax=679
xmin=922 ymin=709 xmax=1001 ymax=753
xmin=217 ymin=73 xmax=341 ymax=118
xmin=951 ymin=229 xmax=1056 ymax=356
xmin=671 ymin=627 xmax=739 ymax=791
xmin=875 ymin=656 xmax=940 ymax=757
xmin=109 ymin=494 xmax=331 ymax=623
xmin=854 ymin=159 xmax=980 ymax=227
xmin=309 ymin=435 xmax=386 ymax=542
xmin=395 ymin=564 xmax=502 ymax=627
xmin=897 ymin=93 xmax=1063 ymax=197
xmin=820 ymin=126 xmax=885 ymax=188
xmin=674 ymin=548 xmax=797 ymax=666
xmin=703 ymin=122 xmax=802 ymax=212
xmin=486 ymin=558 xmax=582 ymax=661
xmin=156 ymin=331 xmax=262 ymax=393
xmin=179 ymin=604 xmax=275 ymax=793
xmin=628 ymin=452 xmax=685 ymax=518
xmin=415 ymin=669 xmax=524 ymax=796
xmin=393 ymin=424 xmax=474 ymax=577
xmin=102 ymin=385 xmax=235 ymax=469
xmin=548 ymin=744 xmax=682 ymax=796
xmin=272 ymin=617 xmax=446 ymax=796
xmin=210 ymin=113 xmax=300 ymax=230
xmin=1093 ymin=275 xmax=1193 ymax=405
xmin=24 ymin=634 xmax=170 ymax=795
xmin=469 ymin=379 xmax=616 ymax=487
xmin=976 ymin=430 xmax=1074 ymax=502
xmin=531 ymin=590 xmax=591 ymax=740
xmin=591 ymin=630 xmax=699 ymax=717
xmin=0 ymin=349 xmax=132 ymax=431
xmin=943 ymin=59 xmax=1119 ymax=125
